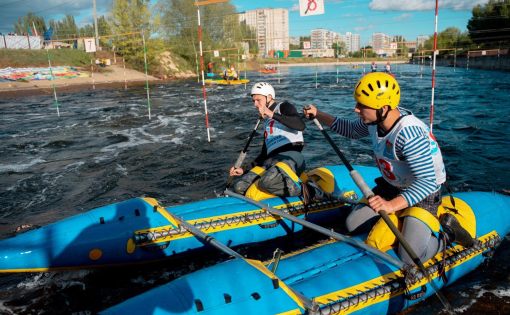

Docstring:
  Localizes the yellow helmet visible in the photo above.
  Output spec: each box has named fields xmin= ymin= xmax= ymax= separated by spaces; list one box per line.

xmin=353 ymin=72 xmax=400 ymax=109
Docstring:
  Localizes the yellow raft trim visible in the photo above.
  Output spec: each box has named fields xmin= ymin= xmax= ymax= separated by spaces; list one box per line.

xmin=246 ymin=259 xmax=307 ymax=311
xmin=314 ymin=230 xmax=499 ymax=313
xmin=153 ymin=199 xmax=308 ymax=313
xmin=138 ymin=198 xmax=342 ymax=246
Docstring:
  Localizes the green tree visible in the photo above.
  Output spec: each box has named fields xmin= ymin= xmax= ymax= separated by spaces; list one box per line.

xmin=110 ymin=0 xmax=152 ymax=70
xmin=392 ymin=36 xmax=409 ymax=57
xmin=13 ymin=12 xmax=46 ymax=35
xmin=467 ymin=0 xmax=510 ymax=47
xmin=423 ymin=27 xmax=472 ymax=52
xmin=157 ymin=0 xmax=246 ymax=65
xmin=48 ymin=15 xmax=79 ymax=39
xmin=79 ymin=16 xmax=112 ymax=47
xmin=299 ymin=36 xmax=311 ymax=49
xmin=332 ymin=41 xmax=346 ymax=57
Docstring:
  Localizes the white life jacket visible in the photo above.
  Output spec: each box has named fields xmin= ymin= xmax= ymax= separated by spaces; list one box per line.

xmin=369 ymin=110 xmax=446 ymax=188
xmin=264 ymin=102 xmax=304 ymax=155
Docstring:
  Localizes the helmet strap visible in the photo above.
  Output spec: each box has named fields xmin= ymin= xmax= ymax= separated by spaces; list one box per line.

xmin=367 ymin=107 xmax=389 ymax=125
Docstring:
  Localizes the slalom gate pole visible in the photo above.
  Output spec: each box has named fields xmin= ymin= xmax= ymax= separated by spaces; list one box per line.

xmin=429 ymin=0 xmax=439 ymax=132
xmin=46 ymin=48 xmax=60 ymax=117
xmin=142 ymin=30 xmax=151 ymax=120
xmin=196 ymin=5 xmax=211 ymax=142
xmin=91 ymin=58 xmax=96 ymax=90
xmin=123 ymin=57 xmax=127 ymax=90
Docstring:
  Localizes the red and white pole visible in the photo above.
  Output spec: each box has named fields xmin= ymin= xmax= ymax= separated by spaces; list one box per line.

xmin=429 ymin=0 xmax=439 ymax=131
xmin=196 ymin=6 xmax=211 ymax=142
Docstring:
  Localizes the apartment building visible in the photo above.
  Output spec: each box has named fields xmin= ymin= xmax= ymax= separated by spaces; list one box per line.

xmin=416 ymin=35 xmax=429 ymax=49
xmin=342 ymin=32 xmax=360 ymax=53
xmin=239 ymin=8 xmax=289 ymax=56
xmin=311 ymin=28 xmax=339 ymax=49
xmin=372 ymin=32 xmax=395 ymax=56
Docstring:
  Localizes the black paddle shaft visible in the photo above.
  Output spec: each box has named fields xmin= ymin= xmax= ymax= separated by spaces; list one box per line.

xmin=226 ymin=119 xmax=261 ymax=188
xmin=240 ymin=119 xmax=261 ymax=154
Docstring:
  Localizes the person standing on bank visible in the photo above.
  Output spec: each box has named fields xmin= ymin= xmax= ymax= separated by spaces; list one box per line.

xmin=303 ymin=72 xmax=473 ymax=264
xmin=229 ymin=82 xmax=310 ymax=199
xmin=385 ymin=61 xmax=392 ymax=73
xmin=371 ymin=61 xmax=377 ymax=72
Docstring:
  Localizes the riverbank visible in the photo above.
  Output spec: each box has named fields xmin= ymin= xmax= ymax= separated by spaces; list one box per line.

xmin=0 ymin=60 xmax=409 ymax=98
xmin=0 ymin=65 xmax=163 ymax=97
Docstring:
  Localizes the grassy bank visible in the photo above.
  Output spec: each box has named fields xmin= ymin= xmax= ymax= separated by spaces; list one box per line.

xmin=0 ymin=49 xmax=92 ymax=68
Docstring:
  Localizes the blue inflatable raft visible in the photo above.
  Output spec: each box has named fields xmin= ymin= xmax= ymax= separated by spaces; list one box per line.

xmin=0 ymin=165 xmax=379 ymax=273
xmin=102 ymin=190 xmax=510 ymax=315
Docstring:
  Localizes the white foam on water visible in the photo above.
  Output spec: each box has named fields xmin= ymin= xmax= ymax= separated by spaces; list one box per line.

xmin=455 ymin=285 xmax=510 ymax=313
xmin=96 ymin=125 xmax=186 ymax=162
xmin=64 ymin=161 xmax=85 ymax=170
xmin=170 ymin=137 xmax=184 ymax=145
xmin=180 ymin=110 xmax=202 ymax=117
xmin=131 ymin=275 xmax=156 ymax=285
xmin=0 ymin=157 xmax=46 ymax=173
xmin=0 ymin=301 xmax=17 ymax=314
xmin=116 ymin=163 xmax=128 ymax=176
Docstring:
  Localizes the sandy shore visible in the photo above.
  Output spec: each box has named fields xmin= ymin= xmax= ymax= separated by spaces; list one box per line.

xmin=0 ymin=60 xmax=409 ymax=97
xmin=0 ymin=65 xmax=163 ymax=98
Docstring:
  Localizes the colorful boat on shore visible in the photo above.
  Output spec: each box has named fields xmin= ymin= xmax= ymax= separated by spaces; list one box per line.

xmin=0 ymin=165 xmax=378 ymax=273
xmin=102 ymin=190 xmax=510 ymax=314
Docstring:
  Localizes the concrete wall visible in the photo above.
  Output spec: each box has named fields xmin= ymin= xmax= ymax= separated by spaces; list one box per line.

xmin=411 ymin=50 xmax=510 ymax=71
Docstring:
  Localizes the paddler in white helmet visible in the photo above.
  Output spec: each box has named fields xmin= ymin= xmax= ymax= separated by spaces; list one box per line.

xmin=229 ymin=82 xmax=324 ymax=202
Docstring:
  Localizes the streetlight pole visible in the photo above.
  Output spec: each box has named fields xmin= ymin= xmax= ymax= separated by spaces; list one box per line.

xmin=93 ymin=0 xmax=99 ymax=49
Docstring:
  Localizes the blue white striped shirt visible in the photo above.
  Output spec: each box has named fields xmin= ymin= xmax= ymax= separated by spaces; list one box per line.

xmin=330 ymin=116 xmax=441 ymax=206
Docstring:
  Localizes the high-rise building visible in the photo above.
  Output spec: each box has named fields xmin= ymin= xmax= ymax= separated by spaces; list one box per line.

xmin=238 ymin=8 xmax=289 ymax=56
xmin=372 ymin=32 xmax=392 ymax=51
xmin=289 ymin=36 xmax=300 ymax=47
xmin=343 ymin=32 xmax=360 ymax=53
xmin=311 ymin=28 xmax=339 ymax=49
xmin=371 ymin=32 xmax=396 ymax=56
xmin=416 ymin=35 xmax=429 ymax=49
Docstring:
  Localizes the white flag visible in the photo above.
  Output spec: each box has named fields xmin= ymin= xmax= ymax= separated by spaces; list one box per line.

xmin=299 ymin=0 xmax=324 ymax=16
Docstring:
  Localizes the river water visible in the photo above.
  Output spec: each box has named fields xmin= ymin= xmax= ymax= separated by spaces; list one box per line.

xmin=0 ymin=64 xmax=509 ymax=314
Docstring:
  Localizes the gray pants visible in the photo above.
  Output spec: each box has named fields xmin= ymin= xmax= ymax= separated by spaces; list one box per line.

xmin=345 ymin=177 xmax=443 ymax=264
xmin=233 ymin=151 xmax=305 ymax=197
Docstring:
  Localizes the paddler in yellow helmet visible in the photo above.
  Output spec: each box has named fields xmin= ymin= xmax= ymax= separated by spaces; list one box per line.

xmin=303 ymin=72 xmax=476 ymax=264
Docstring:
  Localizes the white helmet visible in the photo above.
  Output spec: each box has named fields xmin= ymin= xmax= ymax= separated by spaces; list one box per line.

xmin=250 ymin=82 xmax=275 ymax=99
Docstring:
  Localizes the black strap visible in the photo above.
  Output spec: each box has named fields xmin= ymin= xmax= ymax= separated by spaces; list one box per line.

xmin=443 ymin=181 xmax=459 ymax=214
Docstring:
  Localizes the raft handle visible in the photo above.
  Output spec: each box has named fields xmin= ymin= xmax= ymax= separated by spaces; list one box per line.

xmin=194 ymin=299 xmax=204 ymax=312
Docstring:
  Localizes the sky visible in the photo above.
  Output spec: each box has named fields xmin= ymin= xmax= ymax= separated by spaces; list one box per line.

xmin=0 ymin=0 xmax=489 ymax=45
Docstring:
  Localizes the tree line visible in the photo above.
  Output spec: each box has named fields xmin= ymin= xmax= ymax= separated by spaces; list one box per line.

xmin=9 ymin=0 xmax=510 ymax=71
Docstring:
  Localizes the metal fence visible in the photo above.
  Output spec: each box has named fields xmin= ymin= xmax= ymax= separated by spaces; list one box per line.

xmin=1 ymin=35 xmax=43 ymax=49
